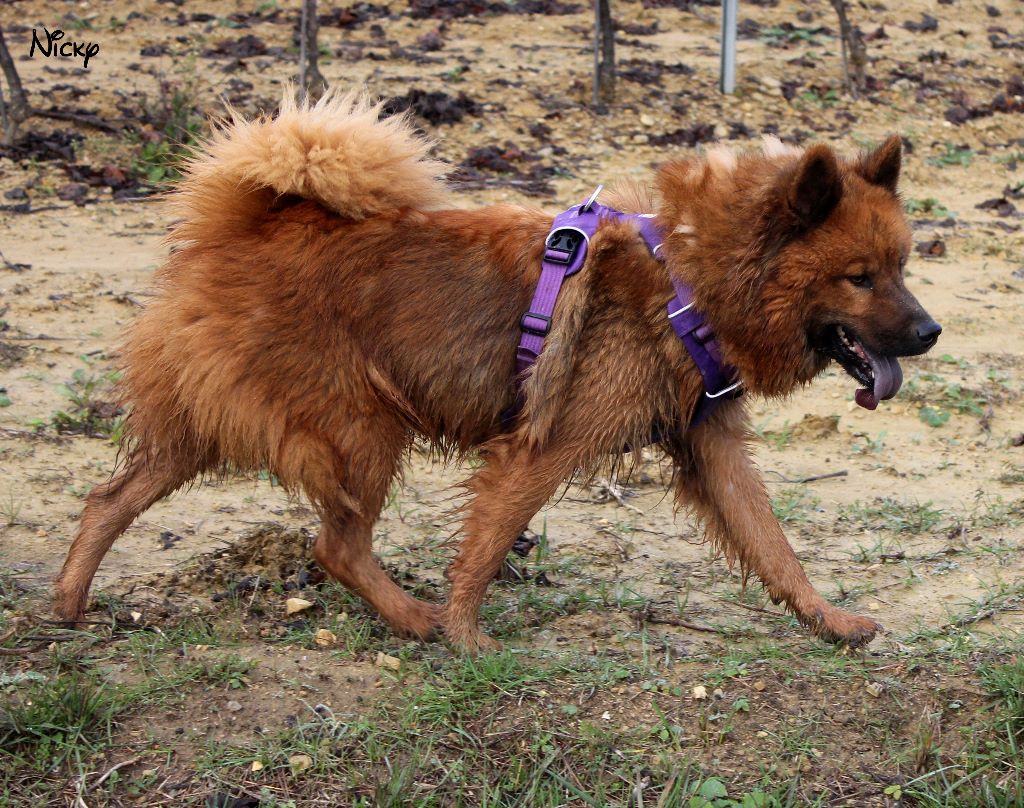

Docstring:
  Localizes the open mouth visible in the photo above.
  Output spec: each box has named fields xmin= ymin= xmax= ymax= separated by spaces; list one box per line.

xmin=822 ymin=325 xmax=904 ymax=411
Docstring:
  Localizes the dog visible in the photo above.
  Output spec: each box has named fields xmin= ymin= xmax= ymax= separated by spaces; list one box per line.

xmin=53 ymin=91 xmax=941 ymax=653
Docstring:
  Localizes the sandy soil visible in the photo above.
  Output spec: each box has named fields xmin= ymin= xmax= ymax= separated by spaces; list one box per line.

xmin=2 ymin=0 xmax=1022 ymax=638
xmin=0 ymin=0 xmax=1022 ymax=802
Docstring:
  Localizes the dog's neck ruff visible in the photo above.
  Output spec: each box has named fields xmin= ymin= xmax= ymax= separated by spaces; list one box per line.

xmin=510 ymin=190 xmax=742 ymax=433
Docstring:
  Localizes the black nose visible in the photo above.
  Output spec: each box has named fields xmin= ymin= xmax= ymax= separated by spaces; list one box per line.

xmin=917 ymin=319 xmax=942 ymax=345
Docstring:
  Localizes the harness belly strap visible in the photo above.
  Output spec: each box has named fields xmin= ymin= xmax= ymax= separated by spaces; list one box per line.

xmin=666 ymin=278 xmax=742 ymax=428
xmin=515 ymin=198 xmax=606 ymax=376
xmin=508 ymin=192 xmax=742 ymax=434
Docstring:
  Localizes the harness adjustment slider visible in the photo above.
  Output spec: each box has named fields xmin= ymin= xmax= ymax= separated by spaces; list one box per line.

xmin=520 ymin=312 xmax=552 ymax=337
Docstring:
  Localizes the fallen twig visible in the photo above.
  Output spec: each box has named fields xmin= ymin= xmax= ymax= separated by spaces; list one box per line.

xmin=33 ymin=108 xmax=125 ymax=134
xmin=720 ymin=597 xmax=781 ymax=617
xmin=0 ymin=426 xmax=61 ymax=443
xmin=952 ymin=608 xmax=996 ymax=628
xmin=90 ymin=755 xmax=143 ymax=791
xmin=642 ymin=613 xmax=739 ymax=635
xmin=0 ymin=203 xmax=69 ymax=214
xmin=766 ymin=469 xmax=848 ymax=484
xmin=636 ymin=607 xmax=747 ymax=636
xmin=0 ymin=624 xmax=30 ymax=656
xmin=0 ymin=333 xmax=72 ymax=340
xmin=0 ymin=247 xmax=30 ymax=271
xmin=589 ymin=477 xmax=643 ymax=513
xmin=597 ymin=526 xmax=632 ymax=561
xmin=17 ymin=633 xmax=82 ymax=643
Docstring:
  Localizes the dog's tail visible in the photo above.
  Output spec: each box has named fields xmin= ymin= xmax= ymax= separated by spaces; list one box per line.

xmin=167 ymin=89 xmax=449 ymax=244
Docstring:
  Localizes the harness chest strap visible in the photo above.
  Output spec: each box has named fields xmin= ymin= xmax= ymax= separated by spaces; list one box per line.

xmin=511 ymin=192 xmax=742 ymax=431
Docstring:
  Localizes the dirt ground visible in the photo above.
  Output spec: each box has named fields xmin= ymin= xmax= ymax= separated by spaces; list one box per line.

xmin=0 ymin=0 xmax=1022 ymax=805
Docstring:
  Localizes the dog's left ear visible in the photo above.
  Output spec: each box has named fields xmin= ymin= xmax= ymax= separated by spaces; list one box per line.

xmin=858 ymin=135 xmax=902 ymax=194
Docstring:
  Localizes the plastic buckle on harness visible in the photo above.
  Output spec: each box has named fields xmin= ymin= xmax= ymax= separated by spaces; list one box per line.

xmin=520 ymin=312 xmax=552 ymax=337
xmin=544 ymin=230 xmax=582 ymax=264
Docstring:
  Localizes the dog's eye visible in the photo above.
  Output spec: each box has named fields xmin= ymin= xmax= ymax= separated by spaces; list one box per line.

xmin=848 ymin=274 xmax=873 ymax=290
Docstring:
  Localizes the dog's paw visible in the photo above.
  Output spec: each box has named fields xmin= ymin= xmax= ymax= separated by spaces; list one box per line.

xmin=455 ymin=631 xmax=503 ymax=656
xmin=441 ymin=620 xmax=503 ymax=656
xmin=52 ymin=583 xmax=88 ymax=624
xmin=810 ymin=604 xmax=882 ymax=648
xmin=390 ymin=601 xmax=444 ymax=642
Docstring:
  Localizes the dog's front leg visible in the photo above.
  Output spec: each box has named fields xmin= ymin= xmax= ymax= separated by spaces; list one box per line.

xmin=677 ymin=411 xmax=881 ymax=647
xmin=445 ymin=438 xmax=575 ymax=654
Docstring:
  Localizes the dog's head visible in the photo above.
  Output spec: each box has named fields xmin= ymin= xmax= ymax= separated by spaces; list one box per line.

xmin=657 ymin=135 xmax=941 ymax=407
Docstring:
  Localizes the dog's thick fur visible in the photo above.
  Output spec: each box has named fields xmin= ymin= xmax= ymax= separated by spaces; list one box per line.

xmin=54 ymin=91 xmax=939 ymax=652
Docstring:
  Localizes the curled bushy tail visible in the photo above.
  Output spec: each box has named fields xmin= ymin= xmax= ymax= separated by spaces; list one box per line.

xmin=167 ymin=89 xmax=449 ymax=244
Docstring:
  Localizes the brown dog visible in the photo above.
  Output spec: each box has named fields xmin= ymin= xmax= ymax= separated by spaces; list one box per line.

xmin=54 ymin=92 xmax=940 ymax=653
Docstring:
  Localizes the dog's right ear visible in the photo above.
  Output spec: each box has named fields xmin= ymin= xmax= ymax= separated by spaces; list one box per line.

xmin=786 ymin=144 xmax=842 ymax=229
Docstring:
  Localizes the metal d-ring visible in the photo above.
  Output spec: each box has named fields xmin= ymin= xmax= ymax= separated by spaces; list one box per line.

xmin=705 ymin=380 xmax=743 ymax=399
xmin=581 ymin=184 xmax=604 ymax=212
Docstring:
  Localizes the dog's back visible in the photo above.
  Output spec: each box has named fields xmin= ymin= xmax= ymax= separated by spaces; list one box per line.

xmin=119 ymin=93 xmax=559 ymax=487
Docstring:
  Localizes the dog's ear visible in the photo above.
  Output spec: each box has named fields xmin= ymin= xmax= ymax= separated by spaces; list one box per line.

xmin=857 ymin=135 xmax=902 ymax=194
xmin=787 ymin=144 xmax=842 ymax=228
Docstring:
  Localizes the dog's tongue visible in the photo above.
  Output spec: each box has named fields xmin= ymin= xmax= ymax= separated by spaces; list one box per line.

xmin=854 ymin=352 xmax=904 ymax=411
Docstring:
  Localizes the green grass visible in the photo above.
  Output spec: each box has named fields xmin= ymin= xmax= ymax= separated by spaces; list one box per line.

xmin=906 ymin=197 xmax=954 ymax=218
xmin=797 ymin=87 xmax=839 ymax=109
xmin=771 ymin=487 xmax=820 ymax=525
xmin=759 ymin=25 xmax=822 ymax=47
xmin=904 ymin=655 xmax=1024 ymax=807
xmin=851 ymin=430 xmax=887 ymax=454
xmin=901 ymin=372 xmax=988 ymax=428
xmin=3 ymin=587 xmax=1021 ymax=806
xmin=998 ymin=467 xmax=1024 ymax=485
xmin=0 ymin=673 xmax=119 ymax=772
xmin=190 ymin=649 xmax=815 ymax=806
xmin=130 ymin=71 xmax=206 ymax=187
xmin=754 ymin=419 xmax=794 ymax=451
xmin=50 ymin=362 xmax=123 ymax=439
xmin=840 ymin=497 xmax=944 ymax=534
xmin=927 ymin=144 xmax=975 ymax=168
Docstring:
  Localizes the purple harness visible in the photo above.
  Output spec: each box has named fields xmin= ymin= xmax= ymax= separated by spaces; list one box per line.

xmin=509 ymin=191 xmax=742 ymax=434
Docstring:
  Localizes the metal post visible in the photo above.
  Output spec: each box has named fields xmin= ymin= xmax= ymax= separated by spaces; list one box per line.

xmin=592 ymin=0 xmax=600 ymax=107
xmin=720 ymin=0 xmax=738 ymax=94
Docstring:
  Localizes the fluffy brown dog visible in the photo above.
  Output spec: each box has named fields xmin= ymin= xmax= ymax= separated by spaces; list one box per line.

xmin=54 ymin=92 xmax=940 ymax=653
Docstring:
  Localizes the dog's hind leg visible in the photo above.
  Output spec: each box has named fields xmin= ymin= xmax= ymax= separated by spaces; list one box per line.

xmin=297 ymin=424 xmax=441 ymax=640
xmin=313 ymin=512 xmax=441 ymax=640
xmin=54 ymin=450 xmax=200 ymax=621
xmin=444 ymin=439 xmax=576 ymax=654
xmin=677 ymin=411 xmax=881 ymax=648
